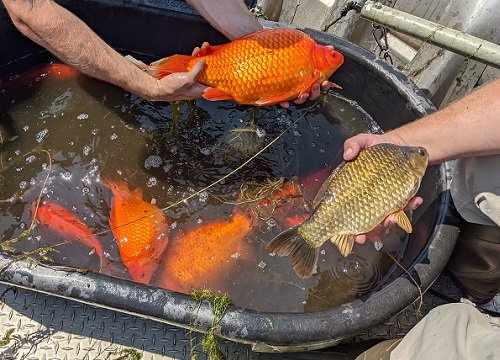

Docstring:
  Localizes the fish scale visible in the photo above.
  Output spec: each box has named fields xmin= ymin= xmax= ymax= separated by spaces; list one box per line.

xmin=267 ymin=143 xmax=429 ymax=278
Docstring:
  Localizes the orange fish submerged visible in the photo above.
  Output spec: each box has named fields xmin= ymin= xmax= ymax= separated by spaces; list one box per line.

xmin=102 ymin=180 xmax=169 ymax=284
xmin=34 ymin=201 xmax=106 ymax=270
xmin=148 ymin=28 xmax=344 ymax=106
xmin=157 ymin=210 xmax=253 ymax=294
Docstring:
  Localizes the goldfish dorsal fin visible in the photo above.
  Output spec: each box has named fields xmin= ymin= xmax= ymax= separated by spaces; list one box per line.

xmin=331 ymin=234 xmax=355 ymax=257
xmin=203 ymin=87 xmax=234 ymax=101
xmin=393 ymin=210 xmax=413 ymax=233
xmin=147 ymin=55 xmax=194 ymax=78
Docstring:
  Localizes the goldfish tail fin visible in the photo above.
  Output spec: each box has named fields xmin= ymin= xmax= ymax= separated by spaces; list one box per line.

xmin=267 ymin=227 xmax=319 ymax=278
xmin=147 ymin=55 xmax=194 ymax=79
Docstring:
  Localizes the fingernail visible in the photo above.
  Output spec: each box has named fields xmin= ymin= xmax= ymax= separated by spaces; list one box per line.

xmin=344 ymin=148 xmax=352 ymax=157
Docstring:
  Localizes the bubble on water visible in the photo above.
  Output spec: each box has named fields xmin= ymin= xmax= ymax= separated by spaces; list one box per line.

xmin=374 ymin=241 xmax=383 ymax=251
xmin=310 ymin=142 xmax=317 ymax=148
xmin=110 ymin=133 xmax=118 ymax=140
xmin=72 ymin=205 xmax=77 ymax=211
xmin=36 ymin=129 xmax=49 ymax=143
xmin=150 ymin=198 xmax=157 ymax=205
xmin=15 ymin=167 xmax=22 ymax=172
xmin=19 ymin=181 xmax=27 ymax=190
xmin=266 ymin=218 xmax=277 ymax=229
xmin=82 ymin=145 xmax=91 ymax=156
xmin=198 ymin=191 xmax=208 ymax=203
xmin=22 ymin=125 xmax=29 ymax=132
xmin=199 ymin=147 xmax=212 ymax=156
xmin=35 ymin=235 xmax=41 ymax=242
xmin=25 ymin=155 xmax=36 ymax=164
xmin=293 ymin=130 xmax=302 ymax=137
xmin=61 ymin=171 xmax=72 ymax=181
xmin=258 ymin=261 xmax=267 ymax=269
xmin=320 ymin=249 xmax=326 ymax=255
xmin=319 ymin=148 xmax=325 ymax=153
xmin=256 ymin=127 xmax=266 ymax=138
xmin=14 ymin=150 xmax=21 ymax=156
xmin=30 ymin=178 xmax=36 ymax=186
xmin=170 ymin=222 xmax=177 ymax=230
xmin=146 ymin=177 xmax=157 ymax=187
xmin=144 ymin=155 xmax=162 ymax=169
xmin=77 ymin=113 xmax=89 ymax=120
xmin=19 ymin=222 xmax=26 ymax=230
xmin=197 ymin=218 xmax=203 ymax=224
xmin=82 ymin=187 xmax=90 ymax=194
xmin=41 ymin=163 xmax=49 ymax=171
xmin=231 ymin=252 xmax=241 ymax=259
xmin=91 ymin=128 xmax=99 ymax=135
xmin=69 ymin=141 xmax=74 ymax=146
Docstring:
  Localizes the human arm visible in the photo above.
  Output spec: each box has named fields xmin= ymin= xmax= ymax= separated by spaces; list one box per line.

xmin=187 ymin=0 xmax=263 ymax=40
xmin=2 ymin=0 xmax=206 ymax=101
xmin=344 ymin=78 xmax=500 ymax=164
xmin=343 ymin=78 xmax=500 ymax=244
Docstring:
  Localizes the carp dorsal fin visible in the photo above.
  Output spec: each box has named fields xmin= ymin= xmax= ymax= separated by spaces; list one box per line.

xmin=312 ymin=162 xmax=345 ymax=209
xmin=393 ymin=210 xmax=413 ymax=233
xmin=330 ymin=233 xmax=356 ymax=257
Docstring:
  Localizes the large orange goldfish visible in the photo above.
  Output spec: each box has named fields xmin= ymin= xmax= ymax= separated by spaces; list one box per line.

xmin=102 ymin=180 xmax=169 ymax=284
xmin=33 ymin=201 xmax=106 ymax=270
xmin=157 ymin=210 xmax=253 ymax=294
xmin=147 ymin=28 xmax=344 ymax=106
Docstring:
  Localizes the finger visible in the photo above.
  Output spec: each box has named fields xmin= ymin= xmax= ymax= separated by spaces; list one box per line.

xmin=201 ymin=42 xmax=210 ymax=49
xmin=280 ymin=101 xmax=290 ymax=108
xmin=343 ymin=134 xmax=370 ymax=161
xmin=308 ymin=84 xmax=321 ymax=100
xmin=405 ymin=197 xmax=423 ymax=211
xmin=188 ymin=60 xmax=206 ymax=81
xmin=355 ymin=234 xmax=367 ymax=244
xmin=292 ymin=93 xmax=309 ymax=105
xmin=320 ymin=81 xmax=331 ymax=92
xmin=192 ymin=46 xmax=201 ymax=56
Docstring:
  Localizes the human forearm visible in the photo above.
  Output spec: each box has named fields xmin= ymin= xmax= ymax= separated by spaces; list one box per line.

xmin=3 ymin=0 xmax=161 ymax=99
xmin=388 ymin=79 xmax=500 ymax=164
xmin=187 ymin=0 xmax=263 ymax=40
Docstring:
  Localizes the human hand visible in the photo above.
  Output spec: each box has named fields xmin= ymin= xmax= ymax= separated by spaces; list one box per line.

xmin=125 ymin=54 xmax=208 ymax=102
xmin=343 ymin=132 xmax=423 ymax=245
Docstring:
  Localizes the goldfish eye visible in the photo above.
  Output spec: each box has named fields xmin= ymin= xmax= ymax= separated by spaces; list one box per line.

xmin=418 ymin=148 xmax=426 ymax=156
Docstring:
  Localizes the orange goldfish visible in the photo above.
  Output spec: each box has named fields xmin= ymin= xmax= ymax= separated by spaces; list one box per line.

xmin=147 ymin=28 xmax=344 ymax=106
xmin=157 ymin=210 xmax=253 ymax=294
xmin=33 ymin=201 xmax=106 ymax=269
xmin=102 ymin=180 xmax=169 ymax=284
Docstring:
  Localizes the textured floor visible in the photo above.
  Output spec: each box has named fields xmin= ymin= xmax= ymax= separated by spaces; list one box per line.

xmin=0 ymin=272 xmax=495 ymax=360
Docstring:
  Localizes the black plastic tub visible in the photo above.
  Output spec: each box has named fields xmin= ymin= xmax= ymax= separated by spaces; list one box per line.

xmin=0 ymin=0 xmax=459 ymax=352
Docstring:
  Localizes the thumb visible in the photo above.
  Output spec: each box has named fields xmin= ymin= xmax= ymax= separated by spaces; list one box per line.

xmin=344 ymin=134 xmax=369 ymax=161
xmin=188 ymin=59 xmax=206 ymax=81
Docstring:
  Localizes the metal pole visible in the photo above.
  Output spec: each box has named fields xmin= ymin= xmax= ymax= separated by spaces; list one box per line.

xmin=360 ymin=0 xmax=500 ymax=69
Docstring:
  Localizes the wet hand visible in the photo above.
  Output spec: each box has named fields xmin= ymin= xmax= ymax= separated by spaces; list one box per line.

xmin=153 ymin=59 xmax=209 ymax=101
xmin=343 ymin=132 xmax=423 ymax=245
